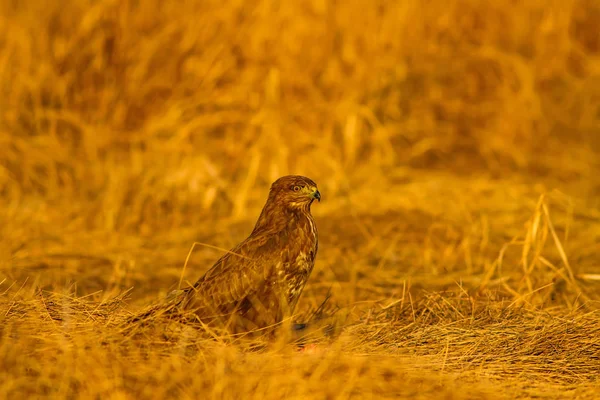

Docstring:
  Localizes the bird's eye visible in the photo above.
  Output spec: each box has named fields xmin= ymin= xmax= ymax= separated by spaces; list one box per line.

xmin=292 ymin=185 xmax=301 ymax=192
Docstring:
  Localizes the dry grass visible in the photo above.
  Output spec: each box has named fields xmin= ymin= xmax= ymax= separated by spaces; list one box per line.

xmin=1 ymin=0 xmax=600 ymax=398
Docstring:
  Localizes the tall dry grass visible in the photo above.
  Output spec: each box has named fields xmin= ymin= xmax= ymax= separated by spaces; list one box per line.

xmin=1 ymin=0 xmax=600 ymax=398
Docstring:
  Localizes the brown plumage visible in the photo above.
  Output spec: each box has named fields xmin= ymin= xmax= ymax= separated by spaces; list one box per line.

xmin=133 ymin=175 xmax=321 ymax=336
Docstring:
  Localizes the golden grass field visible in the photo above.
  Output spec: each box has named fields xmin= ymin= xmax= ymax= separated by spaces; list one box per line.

xmin=1 ymin=0 xmax=600 ymax=398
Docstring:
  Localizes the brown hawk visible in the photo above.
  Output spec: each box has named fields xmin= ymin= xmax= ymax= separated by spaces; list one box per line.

xmin=132 ymin=175 xmax=321 ymax=336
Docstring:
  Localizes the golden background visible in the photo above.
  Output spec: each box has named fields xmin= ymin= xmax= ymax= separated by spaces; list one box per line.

xmin=1 ymin=0 xmax=599 ymax=398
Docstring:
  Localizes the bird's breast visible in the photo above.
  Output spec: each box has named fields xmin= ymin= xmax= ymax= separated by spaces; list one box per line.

xmin=274 ymin=213 xmax=318 ymax=306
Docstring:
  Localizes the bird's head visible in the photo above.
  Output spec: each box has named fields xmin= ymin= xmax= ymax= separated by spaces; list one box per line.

xmin=269 ymin=175 xmax=320 ymax=211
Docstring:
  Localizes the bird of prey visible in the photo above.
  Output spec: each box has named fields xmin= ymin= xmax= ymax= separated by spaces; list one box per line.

xmin=132 ymin=175 xmax=321 ymax=336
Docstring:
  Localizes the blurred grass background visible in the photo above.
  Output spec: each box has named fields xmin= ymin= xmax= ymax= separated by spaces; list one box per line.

xmin=1 ymin=0 xmax=600 ymax=398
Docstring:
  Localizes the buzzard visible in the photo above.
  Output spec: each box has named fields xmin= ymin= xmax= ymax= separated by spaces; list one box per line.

xmin=133 ymin=175 xmax=321 ymax=336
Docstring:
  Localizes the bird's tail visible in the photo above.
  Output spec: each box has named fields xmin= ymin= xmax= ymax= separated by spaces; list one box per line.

xmin=124 ymin=288 xmax=189 ymax=325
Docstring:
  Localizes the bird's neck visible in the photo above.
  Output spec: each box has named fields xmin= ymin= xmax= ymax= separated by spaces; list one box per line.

xmin=252 ymin=201 xmax=312 ymax=235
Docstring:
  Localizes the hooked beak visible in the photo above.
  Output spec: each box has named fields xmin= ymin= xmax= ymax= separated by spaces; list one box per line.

xmin=312 ymin=190 xmax=321 ymax=202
